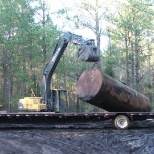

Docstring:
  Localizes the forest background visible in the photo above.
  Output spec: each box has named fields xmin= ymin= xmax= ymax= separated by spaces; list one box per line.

xmin=0 ymin=0 xmax=153 ymax=112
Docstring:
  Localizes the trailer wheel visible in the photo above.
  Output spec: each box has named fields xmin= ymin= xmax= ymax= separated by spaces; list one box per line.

xmin=114 ymin=115 xmax=131 ymax=130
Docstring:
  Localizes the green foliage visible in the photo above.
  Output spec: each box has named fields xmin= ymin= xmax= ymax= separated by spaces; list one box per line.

xmin=104 ymin=0 xmax=153 ymax=90
xmin=0 ymin=0 xmax=154 ymax=112
xmin=104 ymin=63 xmax=115 ymax=77
xmin=0 ymin=0 xmax=59 ymax=111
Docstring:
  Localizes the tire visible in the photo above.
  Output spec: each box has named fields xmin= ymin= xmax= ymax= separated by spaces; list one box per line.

xmin=114 ymin=115 xmax=131 ymax=130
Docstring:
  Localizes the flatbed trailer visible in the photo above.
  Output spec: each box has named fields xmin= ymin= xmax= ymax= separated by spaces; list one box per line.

xmin=0 ymin=112 xmax=154 ymax=129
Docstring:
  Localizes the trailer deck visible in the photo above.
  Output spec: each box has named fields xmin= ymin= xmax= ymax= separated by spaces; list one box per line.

xmin=0 ymin=112 xmax=154 ymax=129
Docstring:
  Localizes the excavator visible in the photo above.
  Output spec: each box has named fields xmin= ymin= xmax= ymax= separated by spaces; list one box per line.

xmin=18 ymin=32 xmax=99 ymax=112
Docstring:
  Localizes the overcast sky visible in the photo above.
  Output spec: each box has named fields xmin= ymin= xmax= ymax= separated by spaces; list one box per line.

xmin=44 ymin=0 xmax=109 ymax=50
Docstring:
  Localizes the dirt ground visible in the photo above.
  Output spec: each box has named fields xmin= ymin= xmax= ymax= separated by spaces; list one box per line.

xmin=0 ymin=121 xmax=154 ymax=154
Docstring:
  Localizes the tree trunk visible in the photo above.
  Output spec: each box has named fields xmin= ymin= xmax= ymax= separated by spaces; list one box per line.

xmin=76 ymin=68 xmax=151 ymax=112
xmin=95 ymin=0 xmax=102 ymax=70
xmin=135 ymin=35 xmax=139 ymax=90
xmin=124 ymin=33 xmax=130 ymax=86
xmin=7 ymin=55 xmax=11 ymax=112
xmin=42 ymin=1 xmax=47 ymax=65
xmin=22 ymin=48 xmax=27 ymax=96
xmin=131 ymin=42 xmax=135 ymax=87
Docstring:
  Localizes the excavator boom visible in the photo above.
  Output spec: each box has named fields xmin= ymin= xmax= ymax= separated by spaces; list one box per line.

xmin=42 ymin=32 xmax=99 ymax=110
xmin=18 ymin=32 xmax=99 ymax=112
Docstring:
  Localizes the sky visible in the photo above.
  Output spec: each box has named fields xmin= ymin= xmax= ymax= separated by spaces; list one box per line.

xmin=43 ymin=0 xmax=109 ymax=50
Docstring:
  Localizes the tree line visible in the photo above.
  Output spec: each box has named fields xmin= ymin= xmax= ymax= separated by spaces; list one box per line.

xmin=0 ymin=0 xmax=153 ymax=112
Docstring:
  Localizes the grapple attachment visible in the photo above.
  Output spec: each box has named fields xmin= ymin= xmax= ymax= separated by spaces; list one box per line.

xmin=76 ymin=39 xmax=100 ymax=62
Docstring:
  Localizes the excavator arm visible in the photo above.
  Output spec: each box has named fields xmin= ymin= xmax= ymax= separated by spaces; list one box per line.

xmin=42 ymin=32 xmax=99 ymax=111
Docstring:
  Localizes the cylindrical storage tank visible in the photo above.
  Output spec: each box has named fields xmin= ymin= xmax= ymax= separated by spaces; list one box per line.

xmin=76 ymin=68 xmax=151 ymax=112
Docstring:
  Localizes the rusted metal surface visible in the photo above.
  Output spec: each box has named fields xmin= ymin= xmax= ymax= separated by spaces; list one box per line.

xmin=76 ymin=68 xmax=151 ymax=112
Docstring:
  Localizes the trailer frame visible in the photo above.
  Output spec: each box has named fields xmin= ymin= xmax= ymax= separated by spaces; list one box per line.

xmin=0 ymin=112 xmax=154 ymax=129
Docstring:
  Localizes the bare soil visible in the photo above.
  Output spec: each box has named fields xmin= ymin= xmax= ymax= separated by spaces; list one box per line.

xmin=0 ymin=120 xmax=154 ymax=154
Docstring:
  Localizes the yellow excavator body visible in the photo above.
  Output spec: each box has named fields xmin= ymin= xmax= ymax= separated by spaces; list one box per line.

xmin=18 ymin=97 xmax=46 ymax=112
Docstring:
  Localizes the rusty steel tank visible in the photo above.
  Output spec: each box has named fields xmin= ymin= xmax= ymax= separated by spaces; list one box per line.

xmin=76 ymin=68 xmax=151 ymax=112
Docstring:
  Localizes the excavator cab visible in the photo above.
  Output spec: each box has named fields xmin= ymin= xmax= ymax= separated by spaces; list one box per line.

xmin=52 ymin=89 xmax=67 ymax=112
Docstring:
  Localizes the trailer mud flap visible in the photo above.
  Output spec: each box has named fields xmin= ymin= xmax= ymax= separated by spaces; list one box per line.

xmin=76 ymin=43 xmax=99 ymax=62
